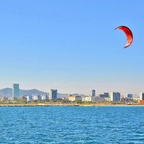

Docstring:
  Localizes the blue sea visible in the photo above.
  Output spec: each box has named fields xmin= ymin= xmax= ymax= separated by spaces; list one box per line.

xmin=0 ymin=106 xmax=144 ymax=144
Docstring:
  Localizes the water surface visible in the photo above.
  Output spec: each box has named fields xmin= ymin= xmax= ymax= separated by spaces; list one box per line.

xmin=0 ymin=106 xmax=144 ymax=144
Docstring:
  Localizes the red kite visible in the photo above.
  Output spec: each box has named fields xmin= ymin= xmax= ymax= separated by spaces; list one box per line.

xmin=115 ymin=26 xmax=133 ymax=48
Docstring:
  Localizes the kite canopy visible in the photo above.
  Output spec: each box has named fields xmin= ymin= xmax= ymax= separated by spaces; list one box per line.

xmin=115 ymin=26 xmax=133 ymax=48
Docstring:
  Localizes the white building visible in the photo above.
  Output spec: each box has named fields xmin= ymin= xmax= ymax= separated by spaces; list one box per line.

xmin=32 ymin=95 xmax=42 ymax=101
xmin=32 ymin=95 xmax=37 ymax=100
xmin=68 ymin=95 xmax=82 ymax=101
xmin=110 ymin=92 xmax=120 ymax=102
xmin=41 ymin=95 xmax=49 ymax=100
xmin=133 ymin=97 xmax=140 ymax=102
xmin=82 ymin=96 xmax=95 ymax=102
xmin=104 ymin=97 xmax=111 ymax=102
xmin=26 ymin=95 xmax=32 ymax=102
xmin=140 ymin=93 xmax=144 ymax=100
xmin=82 ymin=96 xmax=104 ymax=102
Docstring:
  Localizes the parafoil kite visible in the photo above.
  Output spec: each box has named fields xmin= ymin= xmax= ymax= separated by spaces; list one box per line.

xmin=115 ymin=26 xmax=133 ymax=48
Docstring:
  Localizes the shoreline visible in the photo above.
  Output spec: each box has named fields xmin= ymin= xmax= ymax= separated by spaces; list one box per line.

xmin=0 ymin=103 xmax=143 ymax=107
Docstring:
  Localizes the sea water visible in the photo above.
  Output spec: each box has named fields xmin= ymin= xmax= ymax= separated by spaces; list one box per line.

xmin=0 ymin=106 xmax=144 ymax=144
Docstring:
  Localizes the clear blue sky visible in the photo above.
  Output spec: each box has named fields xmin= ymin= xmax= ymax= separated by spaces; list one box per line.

xmin=0 ymin=0 xmax=144 ymax=95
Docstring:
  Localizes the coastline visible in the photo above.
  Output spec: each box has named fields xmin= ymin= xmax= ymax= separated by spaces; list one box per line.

xmin=0 ymin=103 xmax=143 ymax=107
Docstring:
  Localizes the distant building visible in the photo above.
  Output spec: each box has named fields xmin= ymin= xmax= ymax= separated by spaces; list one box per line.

xmin=95 ymin=96 xmax=104 ymax=102
xmin=10 ymin=97 xmax=18 ymax=100
xmin=12 ymin=84 xmax=20 ymax=98
xmin=37 ymin=95 xmax=42 ymax=100
xmin=120 ymin=97 xmax=131 ymax=103
xmin=92 ymin=90 xmax=96 ymax=96
xmin=110 ymin=92 xmax=120 ymax=102
xmin=140 ymin=93 xmax=144 ymax=100
xmin=68 ymin=95 xmax=82 ymax=101
xmin=26 ymin=95 xmax=32 ymax=102
xmin=126 ymin=94 xmax=133 ymax=98
xmin=41 ymin=95 xmax=48 ymax=100
xmin=32 ymin=95 xmax=42 ymax=101
xmin=99 ymin=93 xmax=109 ymax=98
xmin=33 ymin=95 xmax=38 ymax=101
xmin=82 ymin=96 xmax=95 ymax=102
xmin=133 ymin=97 xmax=140 ymax=102
xmin=49 ymin=89 xmax=57 ymax=100
xmin=140 ymin=100 xmax=144 ymax=104
xmin=104 ymin=97 xmax=111 ymax=102
xmin=1 ymin=97 xmax=8 ymax=101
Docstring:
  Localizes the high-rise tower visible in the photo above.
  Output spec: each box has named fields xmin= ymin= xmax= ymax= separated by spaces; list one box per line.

xmin=49 ymin=89 xmax=57 ymax=100
xmin=110 ymin=92 xmax=120 ymax=102
xmin=140 ymin=93 xmax=144 ymax=100
xmin=12 ymin=84 xmax=20 ymax=98
xmin=92 ymin=89 xmax=95 ymax=96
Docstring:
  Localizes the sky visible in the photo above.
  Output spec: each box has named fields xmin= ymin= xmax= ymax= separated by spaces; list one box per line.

xmin=0 ymin=0 xmax=144 ymax=95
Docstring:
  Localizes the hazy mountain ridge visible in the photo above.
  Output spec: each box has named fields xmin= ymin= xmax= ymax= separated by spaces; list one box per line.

xmin=0 ymin=88 xmax=75 ymax=98
xmin=0 ymin=88 xmax=12 ymax=97
xmin=20 ymin=89 xmax=48 ymax=96
xmin=0 ymin=88 xmax=86 ymax=98
xmin=0 ymin=88 xmax=48 ymax=97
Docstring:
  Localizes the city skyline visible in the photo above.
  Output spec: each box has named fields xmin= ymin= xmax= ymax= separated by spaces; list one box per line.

xmin=0 ymin=1 xmax=144 ymax=95
xmin=0 ymin=84 xmax=142 ymax=97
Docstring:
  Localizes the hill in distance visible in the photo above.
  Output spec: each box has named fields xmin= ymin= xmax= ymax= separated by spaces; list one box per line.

xmin=0 ymin=88 xmax=48 ymax=97
xmin=0 ymin=88 xmax=85 ymax=98
xmin=0 ymin=88 xmax=12 ymax=97
xmin=0 ymin=88 xmax=73 ymax=98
